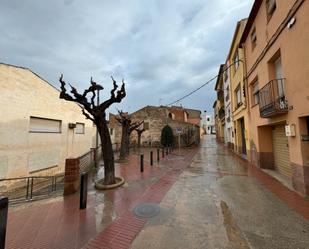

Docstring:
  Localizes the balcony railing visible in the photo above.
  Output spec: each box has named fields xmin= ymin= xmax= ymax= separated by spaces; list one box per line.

xmin=218 ymin=107 xmax=225 ymax=120
xmin=217 ymin=90 xmax=224 ymax=101
xmin=259 ymin=78 xmax=288 ymax=118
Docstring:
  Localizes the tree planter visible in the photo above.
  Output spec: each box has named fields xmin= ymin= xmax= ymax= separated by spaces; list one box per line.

xmin=95 ymin=177 xmax=125 ymax=190
xmin=115 ymin=158 xmax=130 ymax=164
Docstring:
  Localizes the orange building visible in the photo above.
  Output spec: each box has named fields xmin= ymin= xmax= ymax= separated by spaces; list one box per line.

xmin=240 ymin=0 xmax=309 ymax=196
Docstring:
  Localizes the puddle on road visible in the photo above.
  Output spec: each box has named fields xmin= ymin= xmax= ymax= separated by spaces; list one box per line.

xmin=220 ymin=200 xmax=250 ymax=249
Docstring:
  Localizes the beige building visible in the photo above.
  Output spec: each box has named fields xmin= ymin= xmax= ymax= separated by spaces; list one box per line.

xmin=214 ymin=65 xmax=225 ymax=143
xmin=0 ymin=63 xmax=95 ymax=180
xmin=227 ymin=19 xmax=250 ymax=158
xmin=240 ymin=0 xmax=309 ymax=196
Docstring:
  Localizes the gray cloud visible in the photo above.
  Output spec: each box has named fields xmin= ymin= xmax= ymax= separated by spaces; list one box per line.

xmin=0 ymin=0 xmax=253 ymax=114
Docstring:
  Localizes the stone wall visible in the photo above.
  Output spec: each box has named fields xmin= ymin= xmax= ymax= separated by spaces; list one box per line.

xmin=109 ymin=106 xmax=200 ymax=148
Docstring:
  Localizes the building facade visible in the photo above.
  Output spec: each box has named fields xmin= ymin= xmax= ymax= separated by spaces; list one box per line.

xmin=0 ymin=63 xmax=95 ymax=180
xmin=223 ymin=62 xmax=234 ymax=148
xmin=109 ymin=105 xmax=200 ymax=148
xmin=240 ymin=0 xmax=309 ymax=196
xmin=203 ymin=114 xmax=215 ymax=135
xmin=227 ymin=19 xmax=251 ymax=158
xmin=214 ymin=65 xmax=225 ymax=143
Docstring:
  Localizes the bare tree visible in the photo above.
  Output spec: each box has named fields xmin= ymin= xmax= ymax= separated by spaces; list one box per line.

xmin=181 ymin=126 xmax=195 ymax=147
xmin=116 ymin=111 xmax=143 ymax=160
xmin=135 ymin=127 xmax=146 ymax=148
xmin=59 ymin=75 xmax=126 ymax=185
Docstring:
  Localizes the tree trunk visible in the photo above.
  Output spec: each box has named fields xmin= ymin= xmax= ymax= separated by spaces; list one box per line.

xmin=97 ymin=118 xmax=116 ymax=185
xmin=125 ymin=132 xmax=130 ymax=155
xmin=137 ymin=133 xmax=141 ymax=148
xmin=119 ymin=125 xmax=128 ymax=160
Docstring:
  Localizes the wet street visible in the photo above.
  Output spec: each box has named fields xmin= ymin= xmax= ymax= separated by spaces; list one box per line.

xmin=131 ymin=135 xmax=309 ymax=249
xmin=5 ymin=135 xmax=309 ymax=249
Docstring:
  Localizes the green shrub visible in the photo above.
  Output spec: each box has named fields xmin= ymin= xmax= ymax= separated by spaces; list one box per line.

xmin=160 ymin=125 xmax=174 ymax=147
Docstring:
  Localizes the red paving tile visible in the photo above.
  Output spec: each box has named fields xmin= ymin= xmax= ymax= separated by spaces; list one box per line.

xmin=6 ymin=148 xmax=197 ymax=249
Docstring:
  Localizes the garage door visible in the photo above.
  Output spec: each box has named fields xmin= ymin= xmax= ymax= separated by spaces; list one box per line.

xmin=272 ymin=125 xmax=291 ymax=177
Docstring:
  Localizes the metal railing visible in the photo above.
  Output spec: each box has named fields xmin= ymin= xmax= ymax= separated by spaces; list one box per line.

xmin=79 ymin=149 xmax=95 ymax=173
xmin=0 ymin=174 xmax=64 ymax=204
xmin=79 ymin=145 xmax=105 ymax=173
xmin=218 ymin=106 xmax=225 ymax=120
xmin=259 ymin=78 xmax=288 ymax=118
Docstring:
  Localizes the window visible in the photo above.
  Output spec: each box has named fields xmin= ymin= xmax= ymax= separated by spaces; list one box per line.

xmin=252 ymin=81 xmax=260 ymax=105
xmin=207 ymin=117 xmax=210 ymax=122
xmin=266 ymin=0 xmax=276 ymax=20
xmin=75 ymin=123 xmax=85 ymax=134
xmin=29 ymin=117 xmax=62 ymax=133
xmin=235 ymin=85 xmax=242 ymax=108
xmin=226 ymin=86 xmax=230 ymax=102
xmin=224 ymin=65 xmax=229 ymax=82
xmin=233 ymin=51 xmax=239 ymax=71
xmin=251 ymin=27 xmax=257 ymax=49
xmin=143 ymin=122 xmax=149 ymax=130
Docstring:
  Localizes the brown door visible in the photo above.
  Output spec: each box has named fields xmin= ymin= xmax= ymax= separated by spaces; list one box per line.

xmin=240 ymin=118 xmax=247 ymax=155
xmin=272 ymin=125 xmax=291 ymax=177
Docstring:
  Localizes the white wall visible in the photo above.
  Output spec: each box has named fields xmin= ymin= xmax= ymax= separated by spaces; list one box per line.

xmin=0 ymin=64 xmax=95 ymax=179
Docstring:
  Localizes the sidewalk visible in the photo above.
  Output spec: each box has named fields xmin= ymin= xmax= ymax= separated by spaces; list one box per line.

xmin=5 ymin=147 xmax=197 ymax=249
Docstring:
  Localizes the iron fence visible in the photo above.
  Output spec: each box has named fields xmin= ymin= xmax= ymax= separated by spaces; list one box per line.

xmin=0 ymin=174 xmax=64 ymax=204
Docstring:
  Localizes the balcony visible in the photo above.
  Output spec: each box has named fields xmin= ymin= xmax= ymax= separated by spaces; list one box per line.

xmin=225 ymin=94 xmax=230 ymax=102
xmin=217 ymin=90 xmax=224 ymax=102
xmin=259 ymin=78 xmax=288 ymax=118
xmin=218 ymin=106 xmax=225 ymax=120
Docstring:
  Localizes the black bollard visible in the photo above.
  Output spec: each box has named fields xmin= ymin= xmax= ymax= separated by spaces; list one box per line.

xmin=150 ymin=151 xmax=153 ymax=166
xmin=140 ymin=154 xmax=144 ymax=172
xmin=157 ymin=148 xmax=160 ymax=162
xmin=162 ymin=148 xmax=165 ymax=158
xmin=166 ymin=147 xmax=169 ymax=155
xmin=0 ymin=197 xmax=8 ymax=249
xmin=80 ymin=173 xmax=88 ymax=210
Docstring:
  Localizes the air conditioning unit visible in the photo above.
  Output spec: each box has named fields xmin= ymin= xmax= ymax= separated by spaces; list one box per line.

xmin=68 ymin=123 xmax=76 ymax=129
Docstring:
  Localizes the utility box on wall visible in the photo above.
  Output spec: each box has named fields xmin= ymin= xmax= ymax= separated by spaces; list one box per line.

xmin=285 ymin=124 xmax=296 ymax=137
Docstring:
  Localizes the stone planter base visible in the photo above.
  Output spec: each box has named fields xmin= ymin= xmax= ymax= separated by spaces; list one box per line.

xmin=115 ymin=159 xmax=130 ymax=164
xmin=95 ymin=177 xmax=125 ymax=190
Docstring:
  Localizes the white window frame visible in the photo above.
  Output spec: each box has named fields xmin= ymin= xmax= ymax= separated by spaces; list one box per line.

xmin=29 ymin=116 xmax=62 ymax=133
xmin=236 ymin=86 xmax=242 ymax=107
xmin=252 ymin=81 xmax=260 ymax=105
xmin=75 ymin=122 xmax=85 ymax=134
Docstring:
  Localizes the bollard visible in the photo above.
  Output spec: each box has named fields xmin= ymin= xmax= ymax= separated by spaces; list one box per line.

xmin=162 ymin=148 xmax=165 ymax=158
xmin=157 ymin=148 xmax=160 ymax=162
xmin=80 ymin=172 xmax=88 ymax=210
xmin=150 ymin=151 xmax=153 ymax=166
xmin=140 ymin=154 xmax=144 ymax=172
xmin=166 ymin=147 xmax=169 ymax=155
xmin=0 ymin=197 xmax=8 ymax=249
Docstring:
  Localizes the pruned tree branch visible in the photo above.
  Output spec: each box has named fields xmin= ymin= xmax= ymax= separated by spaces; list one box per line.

xmin=82 ymin=108 xmax=95 ymax=122
xmin=135 ymin=127 xmax=146 ymax=134
xmin=129 ymin=120 xmax=144 ymax=133
xmin=101 ymin=77 xmax=126 ymax=110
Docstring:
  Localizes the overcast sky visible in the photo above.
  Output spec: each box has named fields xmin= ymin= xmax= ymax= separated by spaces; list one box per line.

xmin=0 ymin=0 xmax=253 ymax=115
